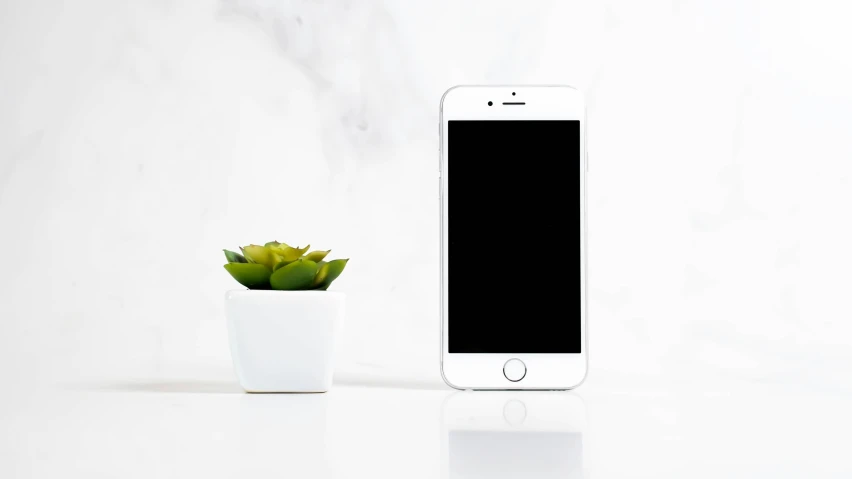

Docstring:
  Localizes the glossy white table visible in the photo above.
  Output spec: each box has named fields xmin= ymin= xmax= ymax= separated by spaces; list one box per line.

xmin=2 ymin=374 xmax=848 ymax=478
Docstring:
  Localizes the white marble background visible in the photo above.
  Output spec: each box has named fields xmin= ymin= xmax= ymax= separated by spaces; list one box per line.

xmin=1 ymin=0 xmax=851 ymax=393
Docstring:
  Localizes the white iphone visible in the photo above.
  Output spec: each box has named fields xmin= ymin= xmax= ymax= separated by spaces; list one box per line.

xmin=439 ymin=85 xmax=588 ymax=390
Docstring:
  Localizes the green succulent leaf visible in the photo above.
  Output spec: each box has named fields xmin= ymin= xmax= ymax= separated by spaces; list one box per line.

xmin=312 ymin=259 xmax=348 ymax=290
xmin=273 ymin=259 xmax=296 ymax=272
xmin=223 ymin=249 xmax=247 ymax=263
xmin=270 ymin=259 xmax=318 ymax=290
xmin=304 ymin=250 xmax=330 ymax=262
xmin=267 ymin=243 xmax=310 ymax=263
xmin=264 ymin=241 xmax=281 ymax=248
xmin=313 ymin=262 xmax=330 ymax=287
xmin=224 ymin=263 xmax=272 ymax=289
xmin=241 ymin=245 xmax=276 ymax=268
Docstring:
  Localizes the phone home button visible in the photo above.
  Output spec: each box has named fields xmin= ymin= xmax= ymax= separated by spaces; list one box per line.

xmin=503 ymin=359 xmax=526 ymax=382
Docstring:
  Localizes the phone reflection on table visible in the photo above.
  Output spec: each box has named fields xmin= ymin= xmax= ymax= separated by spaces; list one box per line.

xmin=441 ymin=392 xmax=586 ymax=479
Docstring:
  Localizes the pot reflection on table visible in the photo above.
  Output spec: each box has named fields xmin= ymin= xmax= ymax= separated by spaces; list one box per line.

xmin=235 ymin=393 xmax=331 ymax=476
xmin=441 ymin=392 xmax=586 ymax=479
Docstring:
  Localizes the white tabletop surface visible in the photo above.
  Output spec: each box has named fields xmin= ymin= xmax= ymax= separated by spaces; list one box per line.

xmin=3 ymin=373 xmax=849 ymax=478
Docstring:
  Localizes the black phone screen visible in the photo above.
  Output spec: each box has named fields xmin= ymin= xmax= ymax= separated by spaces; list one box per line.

xmin=447 ymin=120 xmax=581 ymax=354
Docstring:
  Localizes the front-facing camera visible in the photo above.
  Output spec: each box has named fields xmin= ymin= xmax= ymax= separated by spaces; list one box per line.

xmin=488 ymin=101 xmax=493 ymax=106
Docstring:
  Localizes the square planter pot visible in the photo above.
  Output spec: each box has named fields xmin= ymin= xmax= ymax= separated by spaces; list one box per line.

xmin=225 ymin=290 xmax=345 ymax=393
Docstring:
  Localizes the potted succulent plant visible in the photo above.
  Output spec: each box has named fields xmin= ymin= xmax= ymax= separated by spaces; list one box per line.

xmin=223 ymin=241 xmax=348 ymax=393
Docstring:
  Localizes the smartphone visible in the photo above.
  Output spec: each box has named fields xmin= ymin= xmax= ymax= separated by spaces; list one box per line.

xmin=441 ymin=391 xmax=587 ymax=478
xmin=439 ymin=85 xmax=588 ymax=390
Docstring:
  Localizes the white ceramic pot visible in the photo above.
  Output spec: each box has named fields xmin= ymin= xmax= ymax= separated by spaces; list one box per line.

xmin=225 ymin=290 xmax=345 ymax=393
